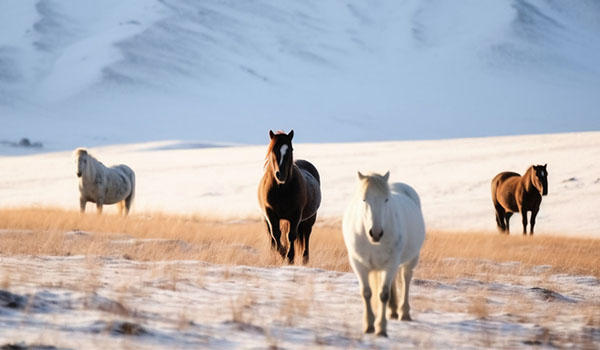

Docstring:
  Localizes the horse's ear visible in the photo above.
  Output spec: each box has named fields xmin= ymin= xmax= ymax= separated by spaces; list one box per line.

xmin=383 ymin=171 xmax=390 ymax=182
xmin=269 ymin=130 xmax=275 ymax=139
xmin=358 ymin=171 xmax=366 ymax=180
xmin=544 ymin=163 xmax=547 ymax=169
xmin=289 ymin=129 xmax=294 ymax=140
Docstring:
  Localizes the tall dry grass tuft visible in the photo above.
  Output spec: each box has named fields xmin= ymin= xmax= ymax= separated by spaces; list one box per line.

xmin=1 ymin=207 xmax=599 ymax=279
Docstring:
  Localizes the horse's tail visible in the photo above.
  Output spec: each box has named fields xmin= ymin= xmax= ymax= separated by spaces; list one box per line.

xmin=391 ymin=182 xmax=421 ymax=209
xmin=491 ymin=174 xmax=500 ymax=205
xmin=124 ymin=167 xmax=135 ymax=213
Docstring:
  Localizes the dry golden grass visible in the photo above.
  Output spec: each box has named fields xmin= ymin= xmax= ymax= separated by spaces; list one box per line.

xmin=1 ymin=207 xmax=599 ymax=279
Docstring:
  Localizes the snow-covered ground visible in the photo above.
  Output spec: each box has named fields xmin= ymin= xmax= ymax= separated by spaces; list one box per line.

xmin=1 ymin=254 xmax=598 ymax=349
xmin=1 ymin=132 xmax=599 ymax=237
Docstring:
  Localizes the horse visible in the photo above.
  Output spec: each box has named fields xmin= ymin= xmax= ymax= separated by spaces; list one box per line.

xmin=491 ymin=164 xmax=548 ymax=235
xmin=342 ymin=171 xmax=425 ymax=337
xmin=74 ymin=148 xmax=136 ymax=215
xmin=257 ymin=130 xmax=321 ymax=264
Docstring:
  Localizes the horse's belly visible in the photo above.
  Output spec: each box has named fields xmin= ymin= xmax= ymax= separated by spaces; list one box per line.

xmin=498 ymin=195 xmax=519 ymax=212
xmin=104 ymin=172 xmax=131 ymax=203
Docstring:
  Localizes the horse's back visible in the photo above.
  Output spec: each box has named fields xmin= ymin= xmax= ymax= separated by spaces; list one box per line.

xmin=391 ymin=185 xmax=425 ymax=263
xmin=391 ymin=182 xmax=421 ymax=209
xmin=104 ymin=164 xmax=135 ymax=204
xmin=492 ymin=171 xmax=521 ymax=211
xmin=295 ymin=159 xmax=321 ymax=220
xmin=295 ymin=159 xmax=320 ymax=184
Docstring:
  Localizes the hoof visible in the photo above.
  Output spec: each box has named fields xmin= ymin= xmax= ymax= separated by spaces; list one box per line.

xmin=376 ymin=330 xmax=388 ymax=337
xmin=401 ymin=314 xmax=412 ymax=321
xmin=389 ymin=312 xmax=399 ymax=320
xmin=364 ymin=326 xmax=374 ymax=334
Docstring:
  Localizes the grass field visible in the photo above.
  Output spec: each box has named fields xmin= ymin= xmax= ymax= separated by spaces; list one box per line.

xmin=1 ymin=207 xmax=598 ymax=280
xmin=1 ymin=207 xmax=599 ymax=349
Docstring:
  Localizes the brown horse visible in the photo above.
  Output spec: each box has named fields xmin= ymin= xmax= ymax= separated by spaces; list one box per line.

xmin=258 ymin=130 xmax=321 ymax=264
xmin=491 ymin=164 xmax=548 ymax=235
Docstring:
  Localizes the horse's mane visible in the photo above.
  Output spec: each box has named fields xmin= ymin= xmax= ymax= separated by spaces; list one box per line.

xmin=523 ymin=165 xmax=537 ymax=191
xmin=359 ymin=173 xmax=391 ymax=197
xmin=73 ymin=147 xmax=100 ymax=163
xmin=73 ymin=148 xmax=88 ymax=157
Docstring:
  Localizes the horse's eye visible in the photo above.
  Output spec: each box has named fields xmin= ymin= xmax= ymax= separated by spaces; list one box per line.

xmin=385 ymin=198 xmax=389 ymax=203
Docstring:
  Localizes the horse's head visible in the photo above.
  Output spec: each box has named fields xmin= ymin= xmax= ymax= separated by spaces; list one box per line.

xmin=357 ymin=171 xmax=391 ymax=244
xmin=266 ymin=130 xmax=294 ymax=184
xmin=74 ymin=148 xmax=89 ymax=178
xmin=532 ymin=164 xmax=548 ymax=196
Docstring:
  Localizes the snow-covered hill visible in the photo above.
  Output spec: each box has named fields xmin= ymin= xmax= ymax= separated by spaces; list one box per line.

xmin=1 ymin=0 xmax=600 ymax=148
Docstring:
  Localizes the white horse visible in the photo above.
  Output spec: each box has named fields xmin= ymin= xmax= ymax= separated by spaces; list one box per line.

xmin=74 ymin=148 xmax=135 ymax=215
xmin=342 ymin=171 xmax=425 ymax=337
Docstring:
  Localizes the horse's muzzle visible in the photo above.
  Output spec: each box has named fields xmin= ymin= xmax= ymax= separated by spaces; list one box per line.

xmin=368 ymin=229 xmax=383 ymax=243
xmin=275 ymin=171 xmax=286 ymax=183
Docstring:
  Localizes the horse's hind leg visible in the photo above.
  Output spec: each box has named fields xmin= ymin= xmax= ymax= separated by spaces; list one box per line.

xmin=388 ymin=277 xmax=399 ymax=320
xmin=79 ymin=198 xmax=86 ymax=213
xmin=494 ymin=204 xmax=507 ymax=233
xmin=504 ymin=212 xmax=513 ymax=234
xmin=399 ymin=257 xmax=418 ymax=321
xmin=298 ymin=214 xmax=316 ymax=265
xmin=123 ymin=194 xmax=134 ymax=216
xmin=117 ymin=201 xmax=126 ymax=216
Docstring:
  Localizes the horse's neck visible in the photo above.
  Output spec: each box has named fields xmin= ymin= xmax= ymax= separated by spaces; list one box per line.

xmin=521 ymin=167 xmax=535 ymax=193
xmin=83 ymin=157 xmax=102 ymax=182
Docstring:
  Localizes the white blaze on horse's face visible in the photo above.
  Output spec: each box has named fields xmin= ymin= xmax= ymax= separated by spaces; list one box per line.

xmin=273 ymin=142 xmax=292 ymax=184
xmin=279 ymin=144 xmax=288 ymax=167
xmin=76 ymin=155 xmax=87 ymax=178
xmin=362 ymin=192 xmax=389 ymax=244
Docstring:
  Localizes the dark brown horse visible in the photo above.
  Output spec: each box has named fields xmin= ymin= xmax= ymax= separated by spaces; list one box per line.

xmin=258 ymin=130 xmax=321 ymax=264
xmin=491 ymin=164 xmax=548 ymax=235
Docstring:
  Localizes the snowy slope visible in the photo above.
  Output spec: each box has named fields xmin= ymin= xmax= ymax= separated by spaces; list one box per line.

xmin=1 ymin=0 xmax=600 ymax=149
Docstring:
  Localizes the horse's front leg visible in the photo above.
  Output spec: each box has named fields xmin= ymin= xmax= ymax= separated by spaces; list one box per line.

xmin=263 ymin=218 xmax=277 ymax=250
xmin=265 ymin=209 xmax=283 ymax=256
xmin=79 ymin=197 xmax=86 ymax=213
xmin=350 ymin=260 xmax=375 ymax=333
xmin=286 ymin=212 xmax=302 ymax=264
xmin=375 ymin=267 xmax=398 ymax=337
xmin=96 ymin=197 xmax=104 ymax=214
xmin=521 ymin=208 xmax=528 ymax=235
xmin=530 ymin=205 xmax=540 ymax=235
